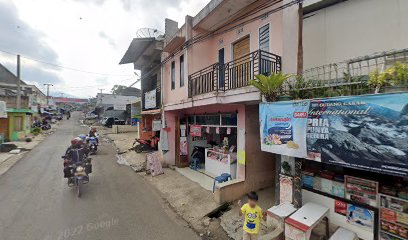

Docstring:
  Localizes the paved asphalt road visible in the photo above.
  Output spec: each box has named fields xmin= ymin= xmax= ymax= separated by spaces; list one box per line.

xmin=0 ymin=112 xmax=199 ymax=240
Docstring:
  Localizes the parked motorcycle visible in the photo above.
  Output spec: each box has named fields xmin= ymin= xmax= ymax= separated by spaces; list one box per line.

xmin=41 ymin=123 xmax=51 ymax=130
xmin=131 ymin=136 xmax=159 ymax=153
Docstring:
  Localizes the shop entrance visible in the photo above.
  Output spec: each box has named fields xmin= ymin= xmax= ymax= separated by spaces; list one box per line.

xmin=183 ymin=113 xmax=238 ymax=180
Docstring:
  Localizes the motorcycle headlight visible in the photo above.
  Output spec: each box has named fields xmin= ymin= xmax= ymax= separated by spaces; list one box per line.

xmin=76 ymin=166 xmax=85 ymax=172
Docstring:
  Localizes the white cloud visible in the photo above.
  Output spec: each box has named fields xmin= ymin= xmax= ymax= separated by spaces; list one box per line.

xmin=0 ymin=0 xmax=209 ymax=97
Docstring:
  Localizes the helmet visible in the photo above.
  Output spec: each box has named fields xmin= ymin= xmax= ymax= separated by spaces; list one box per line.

xmin=78 ymin=134 xmax=86 ymax=142
xmin=71 ymin=137 xmax=81 ymax=145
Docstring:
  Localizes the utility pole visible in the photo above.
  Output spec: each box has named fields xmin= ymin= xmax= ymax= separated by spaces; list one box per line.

xmin=16 ymin=55 xmax=21 ymax=109
xmin=44 ymin=83 xmax=53 ymax=106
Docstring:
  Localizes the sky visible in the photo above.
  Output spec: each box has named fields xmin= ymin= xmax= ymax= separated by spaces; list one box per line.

xmin=0 ymin=0 xmax=209 ymax=98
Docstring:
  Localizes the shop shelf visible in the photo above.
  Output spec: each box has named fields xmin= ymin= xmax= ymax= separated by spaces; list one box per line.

xmin=380 ymin=230 xmax=406 ymax=240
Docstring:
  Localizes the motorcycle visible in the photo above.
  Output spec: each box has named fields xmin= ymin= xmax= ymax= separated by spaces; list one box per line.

xmin=131 ymin=136 xmax=159 ymax=153
xmin=63 ymin=157 xmax=92 ymax=198
xmin=87 ymin=137 xmax=98 ymax=155
xmin=41 ymin=123 xmax=51 ymax=130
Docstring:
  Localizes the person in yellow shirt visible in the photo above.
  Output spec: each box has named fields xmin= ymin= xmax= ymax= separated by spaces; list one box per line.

xmin=238 ymin=192 xmax=266 ymax=240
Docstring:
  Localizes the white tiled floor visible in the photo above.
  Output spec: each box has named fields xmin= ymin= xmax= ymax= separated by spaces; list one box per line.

xmin=175 ymin=167 xmax=214 ymax=192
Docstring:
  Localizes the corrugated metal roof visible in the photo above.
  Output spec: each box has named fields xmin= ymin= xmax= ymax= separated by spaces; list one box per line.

xmin=0 ymin=63 xmax=27 ymax=85
xmin=119 ymin=38 xmax=156 ymax=65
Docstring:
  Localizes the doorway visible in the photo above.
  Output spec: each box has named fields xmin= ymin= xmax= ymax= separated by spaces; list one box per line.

xmin=232 ymin=36 xmax=251 ymax=88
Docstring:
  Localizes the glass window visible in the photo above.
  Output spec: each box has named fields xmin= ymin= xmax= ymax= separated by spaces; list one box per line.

xmin=171 ymin=61 xmax=175 ymax=90
xmin=195 ymin=115 xmax=220 ymax=125
xmin=180 ymin=55 xmax=184 ymax=87
xmin=259 ymin=24 xmax=270 ymax=52
xmin=221 ymin=114 xmax=237 ymax=126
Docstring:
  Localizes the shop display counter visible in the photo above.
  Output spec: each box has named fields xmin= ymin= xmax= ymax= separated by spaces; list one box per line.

xmin=205 ymin=148 xmax=237 ymax=179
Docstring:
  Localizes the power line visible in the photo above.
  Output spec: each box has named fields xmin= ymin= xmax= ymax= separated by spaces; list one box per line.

xmin=0 ymin=49 xmax=132 ymax=77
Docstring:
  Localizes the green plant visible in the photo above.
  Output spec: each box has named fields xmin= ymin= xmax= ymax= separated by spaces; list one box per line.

xmin=288 ymin=75 xmax=312 ymax=100
xmin=249 ymin=72 xmax=291 ymax=102
xmin=31 ymin=127 xmax=41 ymax=136
xmin=368 ymin=62 xmax=408 ymax=93
xmin=281 ymin=161 xmax=291 ymax=175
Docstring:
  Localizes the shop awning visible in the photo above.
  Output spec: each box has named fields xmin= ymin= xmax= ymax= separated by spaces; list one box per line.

xmin=6 ymin=108 xmax=35 ymax=114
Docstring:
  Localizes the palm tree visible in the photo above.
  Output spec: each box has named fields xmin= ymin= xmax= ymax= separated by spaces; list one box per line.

xmin=249 ymin=72 xmax=291 ymax=102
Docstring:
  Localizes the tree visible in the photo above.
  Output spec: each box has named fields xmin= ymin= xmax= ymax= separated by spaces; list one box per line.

xmin=249 ymin=73 xmax=291 ymax=102
xmin=111 ymin=85 xmax=127 ymax=95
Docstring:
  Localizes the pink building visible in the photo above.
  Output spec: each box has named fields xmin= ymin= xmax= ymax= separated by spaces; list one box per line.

xmin=161 ymin=0 xmax=298 ymax=203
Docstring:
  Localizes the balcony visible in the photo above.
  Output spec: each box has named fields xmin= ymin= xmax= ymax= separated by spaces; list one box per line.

xmin=188 ymin=50 xmax=282 ymax=97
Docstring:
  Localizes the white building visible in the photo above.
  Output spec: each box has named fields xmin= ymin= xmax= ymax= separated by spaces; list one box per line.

xmin=303 ymin=0 xmax=408 ymax=69
xmin=96 ymin=93 xmax=140 ymax=110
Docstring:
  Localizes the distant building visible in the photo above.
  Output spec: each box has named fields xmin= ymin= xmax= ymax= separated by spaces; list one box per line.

xmin=0 ymin=63 xmax=47 ymax=109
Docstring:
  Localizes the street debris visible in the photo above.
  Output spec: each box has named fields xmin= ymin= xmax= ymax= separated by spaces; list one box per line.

xmin=116 ymin=154 xmax=129 ymax=166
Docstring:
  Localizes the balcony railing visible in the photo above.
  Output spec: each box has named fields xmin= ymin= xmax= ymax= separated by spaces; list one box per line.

xmin=188 ymin=50 xmax=281 ymax=97
xmin=279 ymin=48 xmax=408 ymax=99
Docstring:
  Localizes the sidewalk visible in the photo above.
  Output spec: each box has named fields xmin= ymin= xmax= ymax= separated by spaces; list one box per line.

xmin=0 ymin=123 xmax=59 ymax=177
xmin=103 ymin=130 xmax=231 ymax=239
xmin=220 ymin=187 xmax=276 ymax=240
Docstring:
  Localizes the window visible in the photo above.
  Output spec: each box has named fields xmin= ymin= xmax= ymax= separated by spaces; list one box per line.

xmin=259 ymin=24 xmax=270 ymax=52
xmin=180 ymin=55 xmax=184 ymax=87
xmin=171 ymin=61 xmax=175 ymax=90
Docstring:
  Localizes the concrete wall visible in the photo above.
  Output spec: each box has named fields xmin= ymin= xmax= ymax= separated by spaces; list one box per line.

xmin=215 ymin=104 xmax=276 ymax=203
xmin=0 ymin=95 xmax=29 ymax=109
xmin=303 ymin=0 xmax=408 ymax=69
xmin=111 ymin=125 xmax=138 ymax=134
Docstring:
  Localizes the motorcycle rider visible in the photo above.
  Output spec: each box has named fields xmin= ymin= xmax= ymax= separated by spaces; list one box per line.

xmin=63 ymin=137 xmax=88 ymax=185
xmin=88 ymin=127 xmax=99 ymax=145
xmin=78 ymin=134 xmax=90 ymax=155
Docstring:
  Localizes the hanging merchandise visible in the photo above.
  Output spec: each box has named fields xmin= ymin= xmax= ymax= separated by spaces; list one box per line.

xmin=190 ymin=125 xmax=202 ymax=137
xmin=152 ymin=120 xmax=162 ymax=131
xmin=227 ymin=127 xmax=231 ymax=135
xmin=216 ymin=127 xmax=220 ymax=134
xmin=180 ymin=136 xmax=188 ymax=155
xmin=206 ymin=126 xmax=210 ymax=133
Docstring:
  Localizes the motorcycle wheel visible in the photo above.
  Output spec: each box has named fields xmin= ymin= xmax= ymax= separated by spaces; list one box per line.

xmin=76 ymin=179 xmax=81 ymax=198
xmin=135 ymin=145 xmax=143 ymax=153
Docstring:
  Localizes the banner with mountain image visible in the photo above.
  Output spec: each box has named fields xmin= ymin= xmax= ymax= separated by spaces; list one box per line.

xmin=260 ymin=92 xmax=408 ymax=177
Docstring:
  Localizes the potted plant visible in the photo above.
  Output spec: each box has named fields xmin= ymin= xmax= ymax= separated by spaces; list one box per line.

xmin=249 ymin=72 xmax=291 ymax=102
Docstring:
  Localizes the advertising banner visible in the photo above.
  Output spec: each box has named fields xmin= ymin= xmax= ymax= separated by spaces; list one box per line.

xmin=144 ymin=89 xmax=156 ymax=109
xmin=347 ymin=204 xmax=374 ymax=230
xmin=260 ymin=92 xmax=408 ymax=176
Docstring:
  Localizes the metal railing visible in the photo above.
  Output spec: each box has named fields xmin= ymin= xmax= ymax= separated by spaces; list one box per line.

xmin=188 ymin=50 xmax=281 ymax=97
xmin=279 ymin=48 xmax=408 ymax=99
